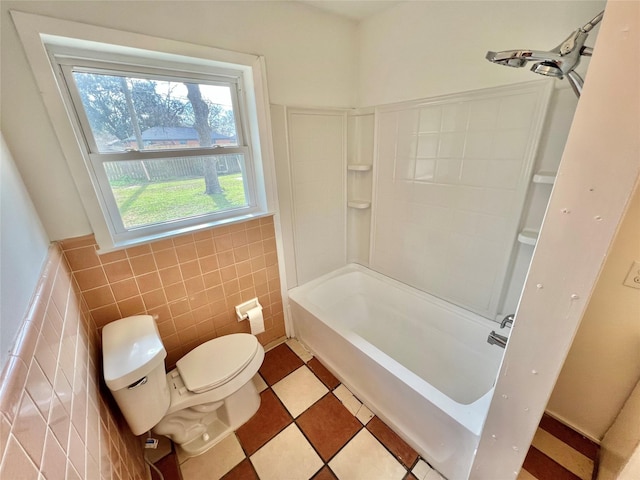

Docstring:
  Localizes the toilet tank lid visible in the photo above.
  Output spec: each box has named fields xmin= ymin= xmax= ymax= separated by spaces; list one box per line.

xmin=176 ymin=333 xmax=259 ymax=393
xmin=102 ymin=315 xmax=166 ymax=391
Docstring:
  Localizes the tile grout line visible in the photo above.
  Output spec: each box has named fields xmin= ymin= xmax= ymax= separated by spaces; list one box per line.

xmin=292 ymin=342 xmax=426 ymax=478
xmin=523 ymin=445 xmax=583 ymax=480
xmin=287 ymin=344 xmax=392 ymax=475
xmin=293 ymin=345 xmax=429 ymax=477
xmin=250 ymin=366 xmax=354 ymax=479
xmin=243 ymin=382 xmax=293 ymax=460
xmin=538 ymin=414 xmax=599 ymax=461
xmin=289 ymin=340 xmax=595 ymax=480
xmin=167 ymin=340 xmax=438 ymax=480
xmin=295 ymin=394 xmax=363 ymax=474
xmin=159 ymin=338 xmax=598 ymax=480
xmin=265 ymin=343 xmax=419 ymax=478
xmin=531 ymin=428 xmax=593 ymax=480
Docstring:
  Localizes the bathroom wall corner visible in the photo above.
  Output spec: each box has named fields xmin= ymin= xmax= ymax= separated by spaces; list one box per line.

xmin=0 ymin=243 xmax=148 ymax=480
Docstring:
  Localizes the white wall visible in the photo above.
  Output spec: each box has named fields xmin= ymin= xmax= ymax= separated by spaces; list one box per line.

xmin=0 ymin=133 xmax=50 ymax=369
xmin=357 ymin=0 xmax=605 ymax=106
xmin=0 ymin=0 xmax=358 ymax=241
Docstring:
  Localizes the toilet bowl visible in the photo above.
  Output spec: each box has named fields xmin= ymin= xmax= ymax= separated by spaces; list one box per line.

xmin=102 ymin=315 xmax=265 ymax=457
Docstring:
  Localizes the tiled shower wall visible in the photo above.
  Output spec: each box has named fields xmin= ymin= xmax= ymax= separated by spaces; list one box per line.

xmin=0 ymin=244 xmax=146 ymax=480
xmin=371 ymin=83 xmax=551 ymax=318
xmin=60 ymin=216 xmax=285 ymax=368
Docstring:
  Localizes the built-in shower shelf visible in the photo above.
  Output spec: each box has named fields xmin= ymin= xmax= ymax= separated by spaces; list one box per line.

xmin=347 ymin=164 xmax=372 ymax=172
xmin=532 ymin=171 xmax=557 ymax=184
xmin=347 ymin=201 xmax=371 ymax=209
xmin=517 ymin=229 xmax=539 ymax=246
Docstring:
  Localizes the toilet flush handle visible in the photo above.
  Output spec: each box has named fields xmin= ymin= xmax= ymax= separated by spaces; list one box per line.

xmin=127 ymin=376 xmax=148 ymax=389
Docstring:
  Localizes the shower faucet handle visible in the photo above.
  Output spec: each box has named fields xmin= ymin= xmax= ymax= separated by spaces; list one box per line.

xmin=500 ymin=314 xmax=515 ymax=329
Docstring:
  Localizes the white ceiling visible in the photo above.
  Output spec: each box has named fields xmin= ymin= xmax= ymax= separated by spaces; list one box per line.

xmin=300 ymin=1 xmax=402 ymax=21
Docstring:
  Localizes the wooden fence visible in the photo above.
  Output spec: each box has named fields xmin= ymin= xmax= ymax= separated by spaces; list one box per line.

xmin=104 ymin=155 xmax=242 ymax=183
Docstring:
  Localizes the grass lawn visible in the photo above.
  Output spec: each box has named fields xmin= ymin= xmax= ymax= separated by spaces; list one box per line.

xmin=111 ymin=173 xmax=246 ymax=228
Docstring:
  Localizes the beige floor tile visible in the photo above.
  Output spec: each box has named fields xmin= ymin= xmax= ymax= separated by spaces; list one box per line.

xmin=531 ymin=428 xmax=594 ymax=480
xmin=411 ymin=459 xmax=433 ymax=479
xmin=329 ymin=429 xmax=406 ymax=480
xmin=333 ymin=384 xmax=362 ymax=416
xmin=180 ymin=433 xmax=245 ymax=480
xmin=272 ymin=366 xmax=328 ymax=417
xmin=424 ymin=469 xmax=445 ymax=480
xmin=250 ymin=423 xmax=323 ymax=480
xmin=286 ymin=338 xmax=314 ymax=362
xmin=355 ymin=404 xmax=374 ymax=425
xmin=517 ymin=469 xmax=538 ymax=480
xmin=252 ymin=373 xmax=268 ymax=393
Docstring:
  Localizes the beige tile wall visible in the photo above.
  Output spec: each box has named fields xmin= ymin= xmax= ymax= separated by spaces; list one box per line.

xmin=60 ymin=216 xmax=285 ymax=368
xmin=0 ymin=244 xmax=147 ymax=480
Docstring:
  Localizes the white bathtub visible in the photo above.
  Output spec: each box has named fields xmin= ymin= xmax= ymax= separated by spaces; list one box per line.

xmin=288 ymin=264 xmax=505 ymax=480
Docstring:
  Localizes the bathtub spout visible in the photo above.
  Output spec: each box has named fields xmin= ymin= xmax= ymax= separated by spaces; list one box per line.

xmin=500 ymin=314 xmax=515 ymax=329
xmin=487 ymin=331 xmax=508 ymax=349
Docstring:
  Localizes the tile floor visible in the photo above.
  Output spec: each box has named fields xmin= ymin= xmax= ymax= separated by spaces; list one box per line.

xmin=165 ymin=339 xmax=441 ymax=480
xmin=151 ymin=339 xmax=599 ymax=480
xmin=519 ymin=414 xmax=598 ymax=480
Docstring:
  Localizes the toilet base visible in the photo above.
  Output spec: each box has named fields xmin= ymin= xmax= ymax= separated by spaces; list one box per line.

xmin=177 ymin=417 xmax=232 ymax=457
xmin=155 ymin=376 xmax=262 ymax=459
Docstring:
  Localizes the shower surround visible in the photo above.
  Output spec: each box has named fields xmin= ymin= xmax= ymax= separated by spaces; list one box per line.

xmin=371 ymin=82 xmax=552 ymax=318
xmin=278 ymin=81 xmax=555 ymax=479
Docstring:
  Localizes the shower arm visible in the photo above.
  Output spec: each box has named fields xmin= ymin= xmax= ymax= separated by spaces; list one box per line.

xmin=557 ymin=10 xmax=603 ymax=56
xmin=554 ymin=10 xmax=603 ymax=97
xmin=582 ymin=11 xmax=604 ymax=33
xmin=562 ymin=10 xmax=604 ymax=96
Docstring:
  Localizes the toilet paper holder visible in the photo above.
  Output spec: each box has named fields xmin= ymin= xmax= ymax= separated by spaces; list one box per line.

xmin=235 ymin=298 xmax=262 ymax=322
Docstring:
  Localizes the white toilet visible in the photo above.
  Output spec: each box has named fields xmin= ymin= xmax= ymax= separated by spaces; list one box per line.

xmin=102 ymin=314 xmax=265 ymax=457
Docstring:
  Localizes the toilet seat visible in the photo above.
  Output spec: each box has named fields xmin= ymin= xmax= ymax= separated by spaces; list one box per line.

xmin=176 ymin=334 xmax=259 ymax=394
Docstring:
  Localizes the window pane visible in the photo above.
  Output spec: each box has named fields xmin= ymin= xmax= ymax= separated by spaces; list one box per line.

xmin=72 ymin=71 xmax=238 ymax=153
xmin=104 ymin=154 xmax=248 ymax=229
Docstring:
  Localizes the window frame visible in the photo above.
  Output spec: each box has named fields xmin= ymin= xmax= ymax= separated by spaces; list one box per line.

xmin=49 ymin=47 xmax=262 ymax=244
xmin=12 ymin=12 xmax=277 ymax=252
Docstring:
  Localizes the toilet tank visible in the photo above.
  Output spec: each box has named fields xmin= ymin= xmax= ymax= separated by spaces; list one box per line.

xmin=102 ymin=315 xmax=170 ymax=435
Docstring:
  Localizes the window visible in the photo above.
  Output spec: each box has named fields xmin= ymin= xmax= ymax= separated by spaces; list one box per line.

xmin=49 ymin=47 xmax=263 ymax=246
xmin=13 ymin=13 xmax=274 ymax=251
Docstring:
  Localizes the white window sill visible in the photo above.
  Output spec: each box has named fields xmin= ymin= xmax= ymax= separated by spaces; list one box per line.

xmin=96 ymin=211 xmax=275 ymax=254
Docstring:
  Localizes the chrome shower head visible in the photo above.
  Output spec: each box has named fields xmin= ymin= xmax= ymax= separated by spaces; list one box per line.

xmin=531 ymin=61 xmax=564 ymax=78
xmin=486 ymin=47 xmax=572 ymax=80
xmin=485 ymin=10 xmax=604 ymax=97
